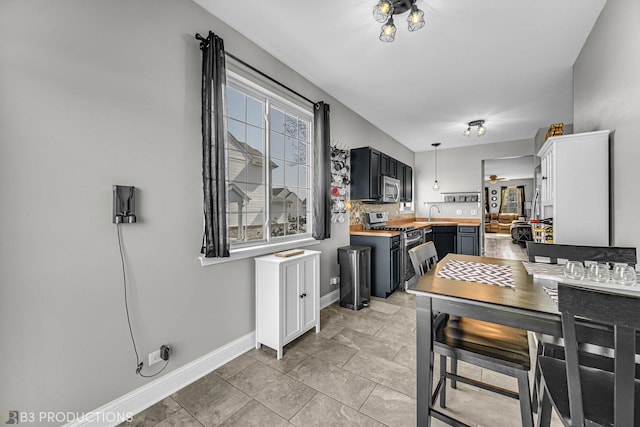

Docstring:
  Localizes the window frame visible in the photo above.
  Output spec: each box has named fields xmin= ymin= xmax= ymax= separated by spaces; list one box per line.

xmin=208 ymin=70 xmax=314 ymax=261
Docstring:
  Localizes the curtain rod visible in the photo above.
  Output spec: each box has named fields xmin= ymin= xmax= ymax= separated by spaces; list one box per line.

xmin=195 ymin=33 xmax=316 ymax=106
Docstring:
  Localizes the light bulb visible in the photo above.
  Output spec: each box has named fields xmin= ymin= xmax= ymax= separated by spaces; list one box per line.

xmin=464 ymin=127 xmax=471 ymax=137
xmin=379 ymin=1 xmax=391 ymax=14
xmin=383 ymin=24 xmax=393 ymax=35
xmin=433 ymin=180 xmax=440 ymax=191
xmin=477 ymin=125 xmax=486 ymax=136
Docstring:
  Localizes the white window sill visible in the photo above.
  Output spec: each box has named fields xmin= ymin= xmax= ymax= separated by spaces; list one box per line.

xmin=199 ymin=237 xmax=321 ymax=266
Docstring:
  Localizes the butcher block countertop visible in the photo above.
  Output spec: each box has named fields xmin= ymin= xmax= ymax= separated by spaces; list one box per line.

xmin=349 ymin=217 xmax=480 ymax=236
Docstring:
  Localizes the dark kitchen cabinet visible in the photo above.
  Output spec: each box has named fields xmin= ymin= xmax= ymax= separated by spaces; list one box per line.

xmin=432 ymin=226 xmax=457 ymax=259
xmin=380 ymin=154 xmax=397 ymax=178
xmin=350 ymin=234 xmax=401 ymax=298
xmin=350 ymin=147 xmax=381 ymax=200
xmin=397 ymin=163 xmax=413 ymax=202
xmin=457 ymin=225 xmax=479 ymax=255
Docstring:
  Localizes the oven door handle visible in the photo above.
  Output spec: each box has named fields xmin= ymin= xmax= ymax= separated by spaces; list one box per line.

xmin=405 ymin=236 xmax=423 ymax=246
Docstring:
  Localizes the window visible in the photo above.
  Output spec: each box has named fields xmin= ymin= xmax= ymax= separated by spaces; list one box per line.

xmin=500 ymin=187 xmax=519 ymax=214
xmin=225 ymin=72 xmax=313 ymax=249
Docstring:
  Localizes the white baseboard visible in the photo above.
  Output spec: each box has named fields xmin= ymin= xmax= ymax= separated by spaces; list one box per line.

xmin=320 ymin=288 xmax=339 ymax=309
xmin=66 ymin=332 xmax=256 ymax=427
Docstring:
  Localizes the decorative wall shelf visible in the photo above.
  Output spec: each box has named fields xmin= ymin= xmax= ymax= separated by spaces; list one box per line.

xmin=440 ymin=191 xmax=480 ymax=203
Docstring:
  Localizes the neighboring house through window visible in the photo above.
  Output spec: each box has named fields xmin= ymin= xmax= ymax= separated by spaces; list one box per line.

xmin=225 ymin=72 xmax=313 ymax=248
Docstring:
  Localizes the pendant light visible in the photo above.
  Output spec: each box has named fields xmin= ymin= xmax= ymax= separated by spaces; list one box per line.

xmin=432 ymin=142 xmax=441 ymax=191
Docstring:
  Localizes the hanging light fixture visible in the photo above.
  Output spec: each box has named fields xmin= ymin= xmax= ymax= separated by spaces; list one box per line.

xmin=432 ymin=142 xmax=441 ymax=191
xmin=464 ymin=120 xmax=486 ymax=137
xmin=373 ymin=0 xmax=425 ymax=42
xmin=380 ymin=16 xmax=397 ymax=42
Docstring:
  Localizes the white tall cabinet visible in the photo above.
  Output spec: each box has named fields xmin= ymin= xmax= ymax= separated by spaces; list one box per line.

xmin=255 ymin=250 xmax=320 ymax=359
xmin=537 ymin=130 xmax=610 ymax=246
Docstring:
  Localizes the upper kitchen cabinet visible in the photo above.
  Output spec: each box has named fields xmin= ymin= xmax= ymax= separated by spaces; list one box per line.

xmin=400 ymin=163 xmax=412 ymax=202
xmin=350 ymin=147 xmax=382 ymax=200
xmin=351 ymin=147 xmax=412 ymax=202
xmin=380 ymin=154 xmax=397 ymax=178
xmin=537 ymin=130 xmax=609 ymax=246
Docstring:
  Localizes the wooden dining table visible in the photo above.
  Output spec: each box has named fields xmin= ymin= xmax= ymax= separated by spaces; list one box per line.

xmin=406 ymin=253 xmax=613 ymax=427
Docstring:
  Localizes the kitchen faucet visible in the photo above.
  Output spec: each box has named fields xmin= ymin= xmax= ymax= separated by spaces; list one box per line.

xmin=428 ymin=205 xmax=441 ymax=221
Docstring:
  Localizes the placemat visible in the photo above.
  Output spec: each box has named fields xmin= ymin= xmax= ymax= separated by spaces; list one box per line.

xmin=522 ymin=261 xmax=565 ymax=276
xmin=437 ymin=260 xmax=515 ymax=288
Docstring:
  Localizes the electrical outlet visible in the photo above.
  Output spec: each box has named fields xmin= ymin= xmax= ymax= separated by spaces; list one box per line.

xmin=149 ymin=350 xmax=162 ymax=366
xmin=471 ymin=209 xmax=477 ymax=215
xmin=456 ymin=209 xmax=463 ymax=216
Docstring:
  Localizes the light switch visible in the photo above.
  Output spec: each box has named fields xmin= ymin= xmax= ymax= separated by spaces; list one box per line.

xmin=456 ymin=209 xmax=462 ymax=216
xmin=471 ymin=209 xmax=477 ymax=215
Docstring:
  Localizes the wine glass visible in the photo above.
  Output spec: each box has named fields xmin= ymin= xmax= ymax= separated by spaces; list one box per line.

xmin=613 ymin=264 xmax=637 ymax=286
xmin=563 ymin=261 xmax=585 ymax=280
xmin=588 ymin=263 xmax=610 ymax=283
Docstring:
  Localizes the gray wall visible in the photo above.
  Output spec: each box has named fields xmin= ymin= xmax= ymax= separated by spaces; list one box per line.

xmin=415 ymin=139 xmax=535 ymax=218
xmin=573 ymin=0 xmax=639 ymax=248
xmin=0 ymin=0 xmax=412 ymax=417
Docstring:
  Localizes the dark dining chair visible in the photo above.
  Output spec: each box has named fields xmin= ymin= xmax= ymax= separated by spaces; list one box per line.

xmin=525 ymin=241 xmax=637 ymax=412
xmin=408 ymin=242 xmax=534 ymax=426
xmin=537 ymin=283 xmax=640 ymax=426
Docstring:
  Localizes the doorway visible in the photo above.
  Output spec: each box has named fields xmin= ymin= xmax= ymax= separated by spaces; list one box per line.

xmin=480 ymin=155 xmax=535 ymax=259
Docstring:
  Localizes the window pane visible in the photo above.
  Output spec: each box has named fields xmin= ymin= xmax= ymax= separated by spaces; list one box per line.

xmin=298 ymin=142 xmax=308 ymax=165
xmin=270 ymin=107 xmax=284 ymax=134
xmin=272 ymin=159 xmax=284 ymax=186
xmin=285 ymin=137 xmax=298 ymax=163
xmin=270 ymin=131 xmax=284 ymax=160
xmin=245 ymin=163 xmax=264 ymax=185
xmin=245 ymin=184 xmax=265 ymax=212
xmin=285 ymin=114 xmax=297 ymax=137
xmin=247 ymin=97 xmax=263 ymax=128
xmin=298 ymin=165 xmax=308 ymax=188
xmin=247 ymin=125 xmax=263 ymax=152
xmin=227 ymin=149 xmax=247 ymax=183
xmin=298 ymin=119 xmax=308 ymax=142
xmin=285 ymin=162 xmax=298 ymax=187
xmin=244 ymin=213 xmax=264 ymax=241
xmin=226 ymin=87 xmax=245 ymax=121
xmin=228 ymin=120 xmax=245 ymax=143
xmin=270 ymin=211 xmax=285 ymax=237
xmin=299 ymin=212 xmax=308 ymax=233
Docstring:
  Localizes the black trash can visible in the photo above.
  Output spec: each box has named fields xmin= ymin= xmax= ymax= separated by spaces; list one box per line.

xmin=337 ymin=246 xmax=371 ymax=310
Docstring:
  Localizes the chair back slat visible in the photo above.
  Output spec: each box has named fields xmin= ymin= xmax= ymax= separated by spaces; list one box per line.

xmin=558 ymin=284 xmax=639 ymax=426
xmin=526 ymin=242 xmax=637 ymax=267
xmin=409 ymin=242 xmax=439 ymax=277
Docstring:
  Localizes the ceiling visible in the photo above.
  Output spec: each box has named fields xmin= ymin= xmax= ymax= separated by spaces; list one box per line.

xmin=194 ymin=0 xmax=606 ymax=152
xmin=484 ymin=156 xmax=535 ymax=181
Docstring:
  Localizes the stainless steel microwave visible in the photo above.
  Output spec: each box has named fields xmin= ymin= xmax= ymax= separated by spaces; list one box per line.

xmin=381 ymin=175 xmax=400 ymax=203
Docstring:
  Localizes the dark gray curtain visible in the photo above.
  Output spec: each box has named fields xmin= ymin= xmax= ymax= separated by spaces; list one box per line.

xmin=484 ymin=187 xmax=489 ymax=213
xmin=313 ymin=102 xmax=331 ymax=240
xmin=199 ymin=32 xmax=229 ymax=258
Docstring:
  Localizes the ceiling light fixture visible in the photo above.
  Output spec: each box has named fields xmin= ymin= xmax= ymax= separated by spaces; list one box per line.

xmin=373 ymin=0 xmax=425 ymax=43
xmin=464 ymin=119 xmax=486 ymax=137
xmin=432 ymin=142 xmax=441 ymax=191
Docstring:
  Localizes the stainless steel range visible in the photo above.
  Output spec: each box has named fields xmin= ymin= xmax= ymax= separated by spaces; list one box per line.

xmin=363 ymin=212 xmax=428 ymax=290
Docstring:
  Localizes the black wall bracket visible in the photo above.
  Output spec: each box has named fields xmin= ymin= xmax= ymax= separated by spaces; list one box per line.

xmin=113 ymin=185 xmax=137 ymax=224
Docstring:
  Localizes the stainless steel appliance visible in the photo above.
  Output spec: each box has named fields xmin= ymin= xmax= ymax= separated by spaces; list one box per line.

xmin=362 ymin=212 xmax=425 ymax=290
xmin=337 ymin=246 xmax=371 ymax=310
xmin=381 ymin=176 xmax=401 ymax=203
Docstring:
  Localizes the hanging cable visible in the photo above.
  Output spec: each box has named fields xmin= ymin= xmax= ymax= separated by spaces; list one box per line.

xmin=117 ymin=223 xmax=168 ymax=378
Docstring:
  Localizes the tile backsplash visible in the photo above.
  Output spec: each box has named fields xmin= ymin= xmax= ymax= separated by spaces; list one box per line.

xmin=349 ymin=201 xmax=414 ymax=225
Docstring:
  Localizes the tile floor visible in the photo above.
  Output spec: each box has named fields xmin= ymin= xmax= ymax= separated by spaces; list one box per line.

xmin=125 ymin=289 xmax=562 ymax=426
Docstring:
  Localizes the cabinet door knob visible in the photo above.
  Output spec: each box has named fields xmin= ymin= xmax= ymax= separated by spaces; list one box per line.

xmin=299 ymin=294 xmax=304 ymax=299
xmin=541 ymin=176 xmax=547 ymax=180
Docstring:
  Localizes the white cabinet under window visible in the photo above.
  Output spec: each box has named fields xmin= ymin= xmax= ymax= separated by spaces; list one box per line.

xmin=255 ymin=250 xmax=320 ymax=359
xmin=537 ymin=130 xmax=609 ymax=245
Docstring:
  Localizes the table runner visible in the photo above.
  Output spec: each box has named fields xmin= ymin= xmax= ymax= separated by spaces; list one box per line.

xmin=522 ymin=261 xmax=565 ymax=276
xmin=437 ymin=259 xmax=515 ymax=288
